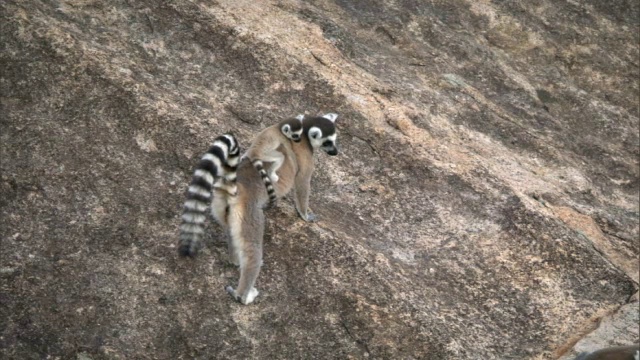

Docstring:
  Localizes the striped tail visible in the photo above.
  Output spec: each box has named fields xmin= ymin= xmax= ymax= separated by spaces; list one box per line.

xmin=178 ymin=133 xmax=240 ymax=257
xmin=252 ymin=159 xmax=277 ymax=209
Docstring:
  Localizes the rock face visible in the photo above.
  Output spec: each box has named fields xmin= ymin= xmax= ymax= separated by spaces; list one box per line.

xmin=559 ymin=302 xmax=639 ymax=360
xmin=1 ymin=1 xmax=638 ymax=359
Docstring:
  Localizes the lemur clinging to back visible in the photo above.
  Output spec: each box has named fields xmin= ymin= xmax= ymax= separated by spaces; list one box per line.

xmin=178 ymin=115 xmax=303 ymax=256
xmin=178 ymin=113 xmax=340 ymax=305
xmin=243 ymin=114 xmax=304 ymax=209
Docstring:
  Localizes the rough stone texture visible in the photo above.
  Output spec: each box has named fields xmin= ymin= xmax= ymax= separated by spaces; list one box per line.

xmin=1 ymin=0 xmax=638 ymax=359
xmin=559 ymin=303 xmax=639 ymax=360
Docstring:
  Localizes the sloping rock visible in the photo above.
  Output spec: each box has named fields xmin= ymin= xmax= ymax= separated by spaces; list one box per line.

xmin=559 ymin=302 xmax=639 ymax=359
xmin=1 ymin=0 xmax=638 ymax=359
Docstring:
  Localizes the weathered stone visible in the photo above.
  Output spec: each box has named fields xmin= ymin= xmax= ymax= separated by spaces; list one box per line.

xmin=1 ymin=0 xmax=637 ymax=359
xmin=559 ymin=302 xmax=639 ymax=360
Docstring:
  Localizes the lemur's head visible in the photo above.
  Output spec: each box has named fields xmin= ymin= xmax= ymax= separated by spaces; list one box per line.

xmin=304 ymin=113 xmax=339 ymax=156
xmin=280 ymin=114 xmax=305 ymax=143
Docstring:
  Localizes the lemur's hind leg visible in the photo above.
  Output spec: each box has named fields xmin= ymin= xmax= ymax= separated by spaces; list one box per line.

xmin=225 ymin=202 xmax=264 ymax=305
xmin=210 ymin=189 xmax=240 ymax=266
xmin=210 ymin=189 xmax=230 ymax=229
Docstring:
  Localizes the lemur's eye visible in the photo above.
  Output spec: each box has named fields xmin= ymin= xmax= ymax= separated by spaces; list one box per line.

xmin=322 ymin=141 xmax=333 ymax=147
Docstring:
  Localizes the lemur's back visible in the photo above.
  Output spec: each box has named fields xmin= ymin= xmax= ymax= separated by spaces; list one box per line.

xmin=234 ymin=129 xmax=300 ymax=205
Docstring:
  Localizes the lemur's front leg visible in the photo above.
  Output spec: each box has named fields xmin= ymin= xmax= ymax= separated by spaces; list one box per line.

xmin=293 ymin=167 xmax=316 ymax=222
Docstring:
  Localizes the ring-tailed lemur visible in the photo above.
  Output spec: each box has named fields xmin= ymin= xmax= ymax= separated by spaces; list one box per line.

xmin=244 ymin=115 xmax=304 ymax=209
xmin=178 ymin=116 xmax=302 ymax=257
xmin=223 ymin=113 xmax=339 ymax=304
xmin=178 ymin=133 xmax=240 ymax=257
xmin=177 ymin=113 xmax=339 ymax=305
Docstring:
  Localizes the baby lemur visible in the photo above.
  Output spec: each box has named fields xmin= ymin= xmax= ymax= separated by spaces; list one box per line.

xmin=244 ymin=114 xmax=304 ymax=208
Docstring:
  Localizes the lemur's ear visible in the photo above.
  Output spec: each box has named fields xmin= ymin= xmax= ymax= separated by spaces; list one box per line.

xmin=295 ymin=114 xmax=305 ymax=121
xmin=309 ymin=127 xmax=322 ymax=140
xmin=322 ymin=113 xmax=338 ymax=122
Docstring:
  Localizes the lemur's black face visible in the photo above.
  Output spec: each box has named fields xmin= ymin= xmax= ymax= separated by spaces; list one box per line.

xmin=321 ymin=138 xmax=338 ymax=156
xmin=290 ymin=130 xmax=302 ymax=142
xmin=282 ymin=124 xmax=303 ymax=142
xmin=305 ymin=113 xmax=339 ymax=156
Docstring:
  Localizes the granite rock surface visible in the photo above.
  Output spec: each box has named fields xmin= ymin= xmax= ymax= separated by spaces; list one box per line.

xmin=1 ymin=1 xmax=638 ymax=359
